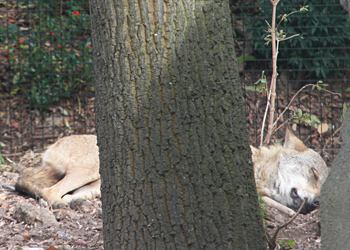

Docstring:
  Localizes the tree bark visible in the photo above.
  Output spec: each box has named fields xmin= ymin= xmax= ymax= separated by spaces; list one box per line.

xmin=89 ymin=0 xmax=265 ymax=249
xmin=321 ymin=107 xmax=350 ymax=249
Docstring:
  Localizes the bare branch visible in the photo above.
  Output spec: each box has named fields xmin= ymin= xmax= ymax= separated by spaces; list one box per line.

xmin=267 ymin=198 xmax=308 ymax=249
xmin=278 ymin=33 xmax=300 ymax=41
xmin=276 ymin=10 xmax=302 ymax=29
xmin=264 ymin=84 xmax=314 ymax=144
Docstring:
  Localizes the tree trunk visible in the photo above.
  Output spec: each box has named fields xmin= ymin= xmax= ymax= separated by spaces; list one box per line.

xmin=321 ymin=107 xmax=350 ymax=249
xmin=89 ymin=0 xmax=265 ymax=249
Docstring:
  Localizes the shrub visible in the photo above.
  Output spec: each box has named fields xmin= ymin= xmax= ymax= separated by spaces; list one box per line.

xmin=1 ymin=0 xmax=93 ymax=107
xmin=241 ymin=0 xmax=350 ymax=79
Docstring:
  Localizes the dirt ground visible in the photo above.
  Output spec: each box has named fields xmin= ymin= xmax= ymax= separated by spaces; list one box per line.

xmin=0 ymin=168 xmax=103 ymax=250
xmin=263 ymin=206 xmax=321 ymax=250
xmin=0 ymin=122 xmax=327 ymax=250
xmin=0 ymin=167 xmax=322 ymax=250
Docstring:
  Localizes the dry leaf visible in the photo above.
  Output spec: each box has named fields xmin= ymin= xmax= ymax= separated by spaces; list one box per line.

xmin=317 ymin=123 xmax=329 ymax=135
xmin=11 ymin=122 xmax=20 ymax=128
xmin=0 ymin=194 xmax=7 ymax=202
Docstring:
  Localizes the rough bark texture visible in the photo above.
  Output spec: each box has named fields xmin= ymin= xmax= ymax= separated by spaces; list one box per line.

xmin=89 ymin=0 xmax=265 ymax=249
xmin=321 ymin=108 xmax=350 ymax=249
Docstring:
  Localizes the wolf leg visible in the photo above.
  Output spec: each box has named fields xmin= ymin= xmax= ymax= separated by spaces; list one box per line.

xmin=41 ymin=169 xmax=100 ymax=207
xmin=62 ymin=179 xmax=101 ymax=204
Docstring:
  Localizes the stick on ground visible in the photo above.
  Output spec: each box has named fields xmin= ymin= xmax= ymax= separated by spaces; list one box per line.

xmin=261 ymin=196 xmax=295 ymax=217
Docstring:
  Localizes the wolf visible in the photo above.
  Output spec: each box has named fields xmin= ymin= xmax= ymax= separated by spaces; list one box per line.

xmin=15 ymin=134 xmax=101 ymax=209
xmin=15 ymin=129 xmax=328 ymax=213
xmin=250 ymin=128 xmax=329 ymax=214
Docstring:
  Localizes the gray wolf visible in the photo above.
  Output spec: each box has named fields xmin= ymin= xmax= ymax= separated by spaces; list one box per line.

xmin=250 ymin=128 xmax=328 ymax=214
xmin=15 ymin=135 xmax=101 ymax=208
xmin=15 ymin=129 xmax=328 ymax=213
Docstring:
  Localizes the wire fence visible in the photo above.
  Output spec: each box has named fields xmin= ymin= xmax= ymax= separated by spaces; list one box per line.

xmin=0 ymin=0 xmax=349 ymax=166
xmin=0 ymin=0 xmax=95 ymax=157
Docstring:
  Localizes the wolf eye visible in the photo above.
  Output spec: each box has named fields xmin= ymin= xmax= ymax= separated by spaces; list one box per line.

xmin=311 ymin=168 xmax=319 ymax=181
xmin=291 ymin=188 xmax=298 ymax=198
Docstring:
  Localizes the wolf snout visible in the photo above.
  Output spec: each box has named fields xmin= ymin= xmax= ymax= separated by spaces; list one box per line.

xmin=300 ymin=197 xmax=320 ymax=214
xmin=290 ymin=188 xmax=320 ymax=214
xmin=294 ymin=197 xmax=319 ymax=215
xmin=313 ymin=197 xmax=320 ymax=206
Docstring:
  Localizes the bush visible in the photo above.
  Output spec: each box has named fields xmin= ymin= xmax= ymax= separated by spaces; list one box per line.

xmin=1 ymin=1 xmax=93 ymax=107
xmin=241 ymin=0 xmax=350 ymax=79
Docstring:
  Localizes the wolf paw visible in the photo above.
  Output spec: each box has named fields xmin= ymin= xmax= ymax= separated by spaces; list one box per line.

xmin=51 ymin=202 xmax=69 ymax=209
xmin=70 ymin=198 xmax=86 ymax=209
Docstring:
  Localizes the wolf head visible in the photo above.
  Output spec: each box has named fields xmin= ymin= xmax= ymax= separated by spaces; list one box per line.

xmin=251 ymin=128 xmax=328 ymax=214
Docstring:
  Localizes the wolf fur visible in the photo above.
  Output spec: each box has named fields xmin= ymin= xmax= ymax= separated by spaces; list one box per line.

xmin=16 ymin=130 xmax=328 ymax=213
xmin=15 ymin=134 xmax=100 ymax=208
xmin=251 ymin=128 xmax=328 ymax=214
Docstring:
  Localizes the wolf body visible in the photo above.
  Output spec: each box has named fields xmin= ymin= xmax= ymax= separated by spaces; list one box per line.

xmin=16 ymin=130 xmax=328 ymax=213
xmin=251 ymin=129 xmax=328 ymax=214
xmin=15 ymin=134 xmax=101 ymax=208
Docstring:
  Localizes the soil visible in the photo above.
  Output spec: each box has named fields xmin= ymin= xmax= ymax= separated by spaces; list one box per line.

xmin=0 ymin=169 xmax=103 ymax=250
xmin=263 ymin=206 xmax=321 ymax=250
xmin=0 ymin=166 xmax=321 ymax=250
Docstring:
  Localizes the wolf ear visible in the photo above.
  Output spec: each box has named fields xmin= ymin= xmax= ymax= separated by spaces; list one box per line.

xmin=250 ymin=145 xmax=260 ymax=163
xmin=283 ymin=127 xmax=307 ymax=152
xmin=250 ymin=145 xmax=259 ymax=156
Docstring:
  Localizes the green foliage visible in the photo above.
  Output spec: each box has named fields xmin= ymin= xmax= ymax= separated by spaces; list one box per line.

xmin=1 ymin=0 xmax=93 ymax=107
xmin=0 ymin=153 xmax=3 ymax=166
xmin=292 ymin=108 xmax=321 ymax=129
xmin=244 ymin=71 xmax=267 ymax=92
xmin=257 ymin=192 xmax=272 ymax=230
xmin=236 ymin=54 xmax=256 ymax=64
xmin=279 ymin=239 xmax=295 ymax=249
xmin=242 ymin=0 xmax=350 ymax=79
xmin=342 ymin=103 xmax=348 ymax=120
xmin=0 ymin=142 xmax=5 ymax=170
xmin=258 ymin=192 xmax=267 ymax=217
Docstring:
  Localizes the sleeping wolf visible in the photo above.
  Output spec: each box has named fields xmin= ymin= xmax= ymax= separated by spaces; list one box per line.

xmin=16 ymin=130 xmax=328 ymax=213
xmin=250 ymin=128 xmax=328 ymax=214
xmin=15 ymin=135 xmax=101 ymax=209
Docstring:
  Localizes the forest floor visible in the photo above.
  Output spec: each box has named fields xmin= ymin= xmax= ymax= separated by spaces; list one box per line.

xmin=0 ymin=163 xmax=321 ymax=250
xmin=0 ymin=168 xmax=103 ymax=250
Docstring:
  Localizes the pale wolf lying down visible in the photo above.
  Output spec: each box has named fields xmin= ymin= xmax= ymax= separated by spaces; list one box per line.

xmin=16 ymin=130 xmax=328 ymax=213
xmin=15 ymin=135 xmax=101 ymax=209
xmin=250 ymin=128 xmax=328 ymax=214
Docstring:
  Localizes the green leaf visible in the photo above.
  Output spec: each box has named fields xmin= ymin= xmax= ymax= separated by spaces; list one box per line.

xmin=342 ymin=103 xmax=348 ymax=121
xmin=298 ymin=109 xmax=303 ymax=117
xmin=10 ymin=87 xmax=20 ymax=95
xmin=310 ymin=114 xmax=321 ymax=124
xmin=236 ymin=55 xmax=256 ymax=64
xmin=300 ymin=5 xmax=309 ymax=12
xmin=244 ymin=86 xmax=257 ymax=92
xmin=287 ymin=240 xmax=295 ymax=248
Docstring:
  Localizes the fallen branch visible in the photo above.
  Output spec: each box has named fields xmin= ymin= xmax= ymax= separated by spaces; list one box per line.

xmin=261 ymin=196 xmax=295 ymax=217
xmin=0 ymin=182 xmax=15 ymax=191
xmin=1 ymin=214 xmax=16 ymax=222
